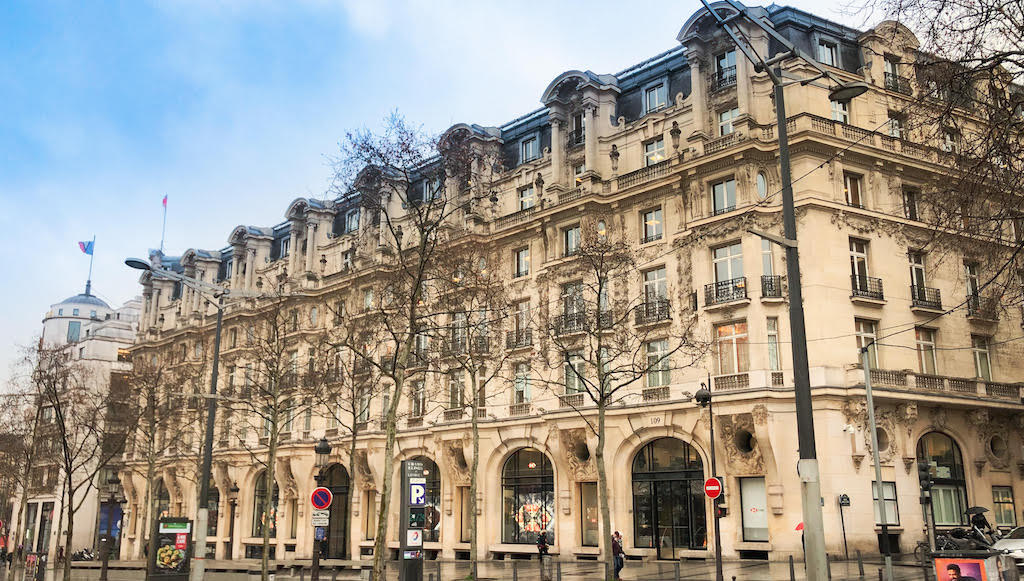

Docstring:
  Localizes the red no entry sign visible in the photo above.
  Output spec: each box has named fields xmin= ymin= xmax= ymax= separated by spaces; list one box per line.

xmin=311 ymin=487 xmax=333 ymax=510
xmin=704 ymin=477 xmax=723 ymax=499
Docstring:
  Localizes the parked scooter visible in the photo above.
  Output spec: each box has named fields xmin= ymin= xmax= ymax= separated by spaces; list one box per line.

xmin=70 ymin=548 xmax=95 ymax=561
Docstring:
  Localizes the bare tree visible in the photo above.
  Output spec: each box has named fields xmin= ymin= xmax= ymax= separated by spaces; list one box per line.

xmin=0 ymin=378 xmax=43 ymax=581
xmin=328 ymin=113 xmax=494 ymax=581
xmin=537 ymin=221 xmax=708 ymax=579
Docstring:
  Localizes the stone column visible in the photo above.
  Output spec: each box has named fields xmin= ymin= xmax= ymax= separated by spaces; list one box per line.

xmin=244 ymin=249 xmax=255 ymax=291
xmin=142 ymin=290 xmax=152 ymax=328
xmin=193 ymin=270 xmax=203 ymax=313
xmin=304 ymin=222 xmax=316 ymax=273
xmin=550 ymin=116 xmax=564 ymax=187
xmin=151 ymin=289 xmax=161 ymax=328
xmin=288 ymin=228 xmax=299 ymax=276
xmin=584 ymin=105 xmax=598 ymax=176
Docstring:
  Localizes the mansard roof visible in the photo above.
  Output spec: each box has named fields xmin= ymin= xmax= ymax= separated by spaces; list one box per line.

xmin=540 ymin=70 xmax=620 ymax=105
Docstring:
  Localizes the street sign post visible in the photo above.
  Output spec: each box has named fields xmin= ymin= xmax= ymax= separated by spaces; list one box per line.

xmin=704 ymin=477 xmax=723 ymax=499
xmin=399 ymin=460 xmax=425 ymax=581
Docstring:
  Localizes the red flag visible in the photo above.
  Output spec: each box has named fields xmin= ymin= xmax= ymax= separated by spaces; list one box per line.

xmin=162 ymin=195 xmax=168 ymax=208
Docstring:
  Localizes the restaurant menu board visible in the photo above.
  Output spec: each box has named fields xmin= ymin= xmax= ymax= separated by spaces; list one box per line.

xmin=150 ymin=518 xmax=192 ymax=581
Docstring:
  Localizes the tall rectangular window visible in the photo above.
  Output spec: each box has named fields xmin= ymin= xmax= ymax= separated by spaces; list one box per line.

xmin=715 ymin=50 xmax=737 ymax=88
xmin=644 ymin=83 xmax=667 ymax=113
xmin=888 ymin=113 xmax=903 ymax=138
xmin=711 ymin=179 xmax=737 ymax=215
xmin=345 ymin=209 xmax=360 ymax=233
xmin=642 ymin=208 xmax=663 ymax=242
xmin=513 ymin=363 xmax=530 ymax=403
xmin=563 ymin=225 xmax=581 ymax=256
xmin=850 ymin=238 xmax=870 ymax=283
xmin=915 ymin=328 xmax=937 ymax=374
xmin=514 ymin=300 xmax=530 ymax=334
xmin=993 ymin=487 xmax=1016 ymax=527
xmin=448 ymin=371 xmax=464 ymax=409
xmin=581 ymin=482 xmax=599 ymax=546
xmin=740 ymin=477 xmax=769 ymax=541
xmin=718 ymin=108 xmax=740 ymax=136
xmin=909 ymin=251 xmax=927 ymax=289
xmin=646 ymin=339 xmax=670 ymax=388
xmin=817 ymin=41 xmax=837 ymax=66
xmin=410 ymin=380 xmax=425 ymax=418
xmin=520 ymin=137 xmax=538 ymax=163
xmin=903 ymin=187 xmax=920 ymax=220
xmin=514 ymin=247 xmax=530 ymax=278
xmin=965 ymin=262 xmax=981 ymax=296
xmin=643 ymin=267 xmax=667 ymax=301
xmin=844 ymin=173 xmax=863 ymax=208
xmin=713 ymin=242 xmax=744 ymax=283
xmin=562 ymin=282 xmax=584 ymax=317
xmin=830 ymin=100 xmax=850 ymax=123
xmin=855 ymin=318 xmax=878 ymax=368
xmin=716 ymin=322 xmax=749 ymax=374
xmin=767 ymin=318 xmax=781 ymax=371
xmin=872 ymin=481 xmax=899 ymax=525
xmin=518 ymin=185 xmax=535 ymax=210
xmin=761 ymin=238 xmax=774 ymax=276
xmin=66 ymin=321 xmax=81 ymax=343
xmin=972 ymin=335 xmax=991 ymax=380
xmin=644 ymin=137 xmax=666 ymax=166
xmin=564 ymin=351 xmax=585 ymax=394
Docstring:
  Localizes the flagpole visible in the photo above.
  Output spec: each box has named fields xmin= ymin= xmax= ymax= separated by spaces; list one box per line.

xmin=160 ymin=197 xmax=167 ymax=253
xmin=86 ymin=235 xmax=95 ymax=296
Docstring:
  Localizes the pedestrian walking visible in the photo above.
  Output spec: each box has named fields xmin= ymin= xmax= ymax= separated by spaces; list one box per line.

xmin=536 ymin=532 xmax=551 ymax=581
xmin=612 ymin=531 xmax=625 ymax=580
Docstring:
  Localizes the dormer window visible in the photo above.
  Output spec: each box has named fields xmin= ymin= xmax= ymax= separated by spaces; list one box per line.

xmin=569 ymin=112 xmax=585 ymax=146
xmin=644 ymin=83 xmax=668 ymax=113
xmin=714 ymin=50 xmax=737 ymax=90
xmin=280 ymin=237 xmax=290 ymax=257
xmin=520 ymin=137 xmax=539 ymax=164
xmin=342 ymin=249 xmax=354 ymax=271
xmin=817 ymin=40 xmax=837 ymax=67
xmin=345 ymin=209 xmax=360 ymax=233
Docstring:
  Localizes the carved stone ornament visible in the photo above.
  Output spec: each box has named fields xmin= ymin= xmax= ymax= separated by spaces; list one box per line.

xmin=842 ymin=400 xmax=868 ymax=427
xmin=897 ymin=402 xmax=918 ymax=433
xmin=751 ymin=404 xmax=768 ymax=426
xmin=969 ymin=409 xmax=990 ymax=427
xmin=560 ymin=428 xmax=596 ymax=482
xmin=931 ymin=408 xmax=949 ymax=429
xmin=976 ymin=416 xmax=1011 ymax=470
xmin=717 ymin=413 xmax=764 ymax=473
xmin=444 ymin=440 xmax=471 ymax=486
xmin=851 ymin=453 xmax=866 ymax=471
xmin=354 ymin=449 xmax=375 ymax=490
xmin=902 ymin=456 xmax=916 ymax=474
xmin=276 ymin=456 xmax=298 ymax=500
xmin=974 ymin=459 xmax=988 ymax=477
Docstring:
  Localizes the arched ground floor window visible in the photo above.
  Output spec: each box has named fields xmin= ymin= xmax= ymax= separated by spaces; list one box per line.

xmin=917 ymin=432 xmax=968 ymax=526
xmin=632 ymin=437 xmax=706 ymax=559
xmin=501 ymin=448 xmax=554 ymax=544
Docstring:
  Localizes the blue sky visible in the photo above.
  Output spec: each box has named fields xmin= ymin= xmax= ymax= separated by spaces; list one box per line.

xmin=0 ymin=0 xmax=845 ymax=385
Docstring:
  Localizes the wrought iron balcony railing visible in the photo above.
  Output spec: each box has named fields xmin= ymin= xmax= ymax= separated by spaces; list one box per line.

xmin=910 ymin=285 xmax=942 ymax=310
xmin=761 ymin=275 xmax=783 ymax=298
xmin=635 ymin=299 xmax=670 ymax=325
xmin=567 ymin=128 xmax=585 ymax=148
xmin=506 ymin=329 xmax=533 ymax=349
xmin=967 ymin=294 xmax=999 ymax=320
xmin=884 ymin=73 xmax=913 ymax=95
xmin=713 ymin=66 xmax=737 ymax=91
xmin=851 ymin=275 xmax=885 ymax=301
xmin=705 ymin=277 xmax=747 ymax=306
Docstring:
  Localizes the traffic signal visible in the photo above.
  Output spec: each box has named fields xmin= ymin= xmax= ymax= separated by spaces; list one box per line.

xmin=715 ymin=503 xmax=728 ymax=518
xmin=918 ymin=462 xmax=933 ymax=490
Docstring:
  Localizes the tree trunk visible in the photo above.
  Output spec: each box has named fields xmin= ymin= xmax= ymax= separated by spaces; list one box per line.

xmin=370 ymin=378 xmax=404 ymax=581
xmin=261 ymin=412 xmax=280 ymax=581
xmin=469 ymin=372 xmax=480 ymax=574
xmin=62 ymin=484 xmax=74 ymax=581
xmin=345 ymin=425 xmax=359 ymax=561
xmin=595 ymin=400 xmax=613 ymax=581
xmin=6 ymin=460 xmax=31 ymax=581
xmin=145 ymin=459 xmax=158 ymax=576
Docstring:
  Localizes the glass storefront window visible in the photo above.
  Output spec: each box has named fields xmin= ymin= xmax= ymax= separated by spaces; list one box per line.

xmin=412 ymin=456 xmax=442 ymax=543
xmin=501 ymin=448 xmax=554 ymax=544
xmin=581 ymin=482 xmax=599 ymax=547
xmin=740 ymin=477 xmax=769 ymax=541
xmin=917 ymin=432 xmax=967 ymax=526
xmin=631 ymin=438 xmax=707 ymax=558
xmin=252 ymin=471 xmax=279 ymax=537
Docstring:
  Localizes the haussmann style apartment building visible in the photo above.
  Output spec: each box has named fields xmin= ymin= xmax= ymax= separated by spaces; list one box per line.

xmin=121 ymin=2 xmax=1024 ymax=566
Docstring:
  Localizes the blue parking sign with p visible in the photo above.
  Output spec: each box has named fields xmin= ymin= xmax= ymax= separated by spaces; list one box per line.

xmin=410 ymin=483 xmax=426 ymax=506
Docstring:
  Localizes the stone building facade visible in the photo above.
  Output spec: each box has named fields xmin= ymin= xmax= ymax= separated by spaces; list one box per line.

xmin=123 ymin=2 xmax=1024 ymax=565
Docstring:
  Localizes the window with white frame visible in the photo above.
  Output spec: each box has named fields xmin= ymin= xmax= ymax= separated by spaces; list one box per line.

xmin=520 ymin=137 xmax=539 ymax=163
xmin=761 ymin=238 xmax=774 ymax=276
xmin=514 ymin=300 xmax=530 ymax=335
xmin=993 ymin=487 xmax=1016 ymax=527
xmin=965 ymin=262 xmax=981 ymax=296
xmin=767 ymin=317 xmax=781 ymax=371
xmin=909 ymin=251 xmax=927 ymax=289
xmin=830 ymin=100 xmax=850 ymax=123
xmin=903 ymin=187 xmax=920 ymax=220
xmin=711 ymin=178 xmax=737 ymax=215
xmin=972 ymin=335 xmax=992 ymax=380
xmin=716 ymin=321 xmax=748 ymax=374
xmin=518 ymin=185 xmax=535 ymax=210
xmin=646 ymin=339 xmax=670 ymax=388
xmin=357 ymin=388 xmax=371 ymax=423
xmin=514 ymin=247 xmax=530 ymax=278
xmin=855 ymin=318 xmax=878 ymax=368
xmin=713 ymin=242 xmax=744 ymax=283
xmin=916 ymin=327 xmax=937 ymax=374
xmin=410 ymin=380 xmax=426 ymax=418
xmin=564 ymin=351 xmax=585 ymax=394
xmin=817 ymin=40 xmax=837 ymax=66
xmin=844 ymin=172 xmax=864 ymax=207
xmin=718 ymin=108 xmax=740 ymax=136
xmin=643 ymin=267 xmax=667 ymax=301
xmin=642 ymin=208 xmax=663 ymax=242
xmin=281 ymin=237 xmax=290 ymax=257
xmin=715 ymin=50 xmax=737 ymax=88
xmin=644 ymin=137 xmax=666 ymax=166
xmin=644 ymin=83 xmax=668 ymax=113
xmin=513 ymin=363 xmax=531 ymax=403
xmin=345 ymin=209 xmax=360 ymax=233
xmin=888 ymin=113 xmax=903 ymax=138
xmin=872 ymin=481 xmax=899 ymax=525
xmin=850 ymin=238 xmax=870 ymax=282
xmin=941 ymin=129 xmax=958 ymax=153
xmin=448 ymin=371 xmax=464 ymax=409
xmin=563 ymin=224 xmax=581 ymax=257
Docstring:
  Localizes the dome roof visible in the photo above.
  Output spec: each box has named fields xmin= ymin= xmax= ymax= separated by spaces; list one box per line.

xmin=57 ymin=292 xmax=110 ymax=309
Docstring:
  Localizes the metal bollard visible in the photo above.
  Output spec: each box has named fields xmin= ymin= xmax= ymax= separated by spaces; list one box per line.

xmin=879 ymin=568 xmax=884 ymax=581
xmin=789 ymin=555 xmax=796 ymax=581
xmin=472 ymin=560 xmax=478 ymax=580
xmin=437 ymin=560 xmax=442 ymax=581
xmin=675 ymin=561 xmax=681 ymax=581
xmin=827 ymin=552 xmax=833 ymax=581
xmin=513 ymin=560 xmax=518 ymax=581
xmin=556 ymin=560 xmax=562 ymax=581
xmin=858 ymin=550 xmax=865 ymax=579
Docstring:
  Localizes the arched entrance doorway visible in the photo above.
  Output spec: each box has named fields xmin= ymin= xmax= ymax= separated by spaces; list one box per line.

xmin=917 ymin=432 xmax=968 ymax=526
xmin=321 ymin=464 xmax=350 ymax=559
xmin=156 ymin=480 xmax=170 ymax=518
xmin=410 ymin=457 xmax=441 ymax=542
xmin=632 ymin=438 xmax=707 ymax=559
xmin=501 ymin=448 xmax=554 ymax=544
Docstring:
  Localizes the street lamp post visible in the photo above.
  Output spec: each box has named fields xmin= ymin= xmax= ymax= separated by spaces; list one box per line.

xmin=693 ymin=3 xmax=869 ymax=579
xmin=98 ymin=475 xmax=121 ymax=581
xmin=227 ymin=483 xmax=239 ymax=561
xmin=694 ymin=385 xmax=723 ymax=581
xmin=861 ymin=347 xmax=895 ymax=581
xmin=311 ymin=437 xmax=332 ymax=581
xmin=126 ymin=257 xmax=237 ymax=581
